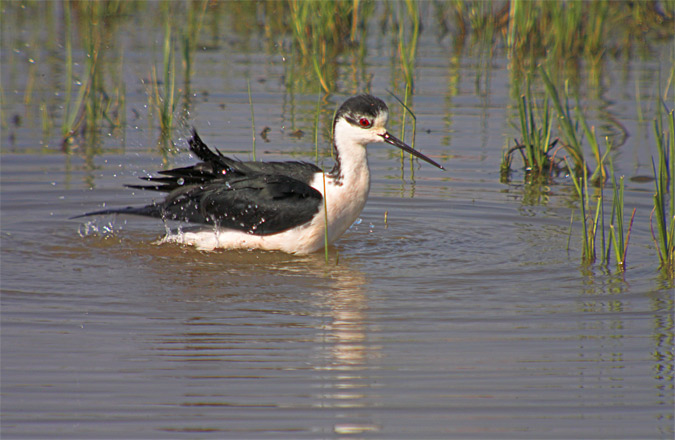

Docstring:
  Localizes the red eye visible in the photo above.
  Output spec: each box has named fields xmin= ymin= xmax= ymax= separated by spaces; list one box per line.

xmin=359 ymin=118 xmax=371 ymax=128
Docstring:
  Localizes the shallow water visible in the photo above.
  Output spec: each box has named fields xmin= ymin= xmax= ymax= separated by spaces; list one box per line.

xmin=1 ymin=3 xmax=674 ymax=439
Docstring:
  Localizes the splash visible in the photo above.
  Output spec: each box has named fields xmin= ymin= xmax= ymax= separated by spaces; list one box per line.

xmin=77 ymin=217 xmax=125 ymax=239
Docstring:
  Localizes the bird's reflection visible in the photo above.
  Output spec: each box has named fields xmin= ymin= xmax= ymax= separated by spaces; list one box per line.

xmin=141 ymin=245 xmax=381 ymax=434
xmin=312 ymin=261 xmax=382 ymax=434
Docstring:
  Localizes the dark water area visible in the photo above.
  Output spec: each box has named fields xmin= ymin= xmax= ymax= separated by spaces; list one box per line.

xmin=1 ymin=2 xmax=673 ymax=439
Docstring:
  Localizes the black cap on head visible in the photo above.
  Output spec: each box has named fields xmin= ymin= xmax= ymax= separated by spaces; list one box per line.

xmin=336 ymin=94 xmax=388 ymax=121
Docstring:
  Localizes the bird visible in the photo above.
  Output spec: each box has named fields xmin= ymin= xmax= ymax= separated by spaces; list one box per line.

xmin=74 ymin=94 xmax=445 ymax=254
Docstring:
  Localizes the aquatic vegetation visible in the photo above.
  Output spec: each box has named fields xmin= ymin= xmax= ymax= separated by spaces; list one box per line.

xmin=247 ymin=78 xmax=257 ymax=161
xmin=56 ymin=1 xmax=130 ymax=150
xmin=181 ymin=0 xmax=207 ymax=97
xmin=503 ymin=68 xmax=613 ymax=185
xmin=502 ymin=75 xmax=557 ymax=181
xmin=397 ymin=0 xmax=420 ymax=92
xmin=566 ymin=158 xmax=603 ymax=264
xmin=2 ymin=0 xmax=672 ymax=274
xmin=651 ymin=109 xmax=675 ymax=275
xmin=540 ymin=67 xmax=612 ymax=185
xmin=157 ymin=16 xmax=177 ymax=139
xmin=287 ymin=0 xmax=361 ymax=93
xmin=608 ymin=163 xmax=636 ymax=271
xmin=492 ymin=0 xmax=672 ymax=75
xmin=388 ymin=87 xmax=418 ymax=174
xmin=314 ymin=93 xmax=322 ymax=163
xmin=564 ymin=148 xmax=637 ymax=270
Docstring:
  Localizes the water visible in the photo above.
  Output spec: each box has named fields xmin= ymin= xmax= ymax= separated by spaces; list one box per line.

xmin=1 ymin=3 xmax=673 ymax=439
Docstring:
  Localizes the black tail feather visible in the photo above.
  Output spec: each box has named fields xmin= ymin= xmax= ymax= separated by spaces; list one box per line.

xmin=70 ymin=204 xmax=162 ymax=220
xmin=188 ymin=128 xmax=224 ymax=165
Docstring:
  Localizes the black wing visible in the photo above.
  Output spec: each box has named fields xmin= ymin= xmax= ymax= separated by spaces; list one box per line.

xmin=74 ymin=128 xmax=324 ymax=235
xmin=149 ymin=173 xmax=322 ymax=234
xmin=127 ymin=129 xmax=322 ymax=192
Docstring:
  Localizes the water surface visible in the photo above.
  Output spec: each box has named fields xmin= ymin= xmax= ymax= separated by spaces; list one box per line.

xmin=1 ymin=3 xmax=673 ymax=439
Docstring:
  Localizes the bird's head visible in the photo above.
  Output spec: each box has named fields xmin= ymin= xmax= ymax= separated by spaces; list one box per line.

xmin=333 ymin=94 xmax=444 ymax=170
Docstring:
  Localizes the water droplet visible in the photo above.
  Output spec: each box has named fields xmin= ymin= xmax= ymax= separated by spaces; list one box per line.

xmin=177 ymin=177 xmax=185 ymax=185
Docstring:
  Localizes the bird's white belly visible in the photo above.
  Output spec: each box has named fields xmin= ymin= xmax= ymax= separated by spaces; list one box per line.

xmin=159 ymin=171 xmax=369 ymax=254
xmin=159 ymin=221 xmax=326 ymax=254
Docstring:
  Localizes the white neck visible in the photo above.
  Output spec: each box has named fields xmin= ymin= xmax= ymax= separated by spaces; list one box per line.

xmin=315 ymin=118 xmax=372 ymax=243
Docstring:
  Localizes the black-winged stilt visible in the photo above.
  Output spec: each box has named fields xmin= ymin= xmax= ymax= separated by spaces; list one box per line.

xmin=75 ymin=94 xmax=444 ymax=253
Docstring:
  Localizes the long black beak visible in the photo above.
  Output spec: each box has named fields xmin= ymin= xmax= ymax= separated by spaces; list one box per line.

xmin=380 ymin=132 xmax=445 ymax=170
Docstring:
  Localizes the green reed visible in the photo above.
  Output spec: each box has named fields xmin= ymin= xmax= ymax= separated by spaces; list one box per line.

xmin=388 ymin=88 xmax=418 ymax=170
xmin=247 ymin=78 xmax=257 ymax=161
xmin=505 ymin=0 xmax=671 ymax=74
xmin=61 ymin=2 xmax=108 ymax=147
xmin=314 ymin=93 xmax=321 ymax=164
xmin=288 ymin=0 xmax=357 ymax=93
xmin=540 ymin=67 xmax=611 ymax=185
xmin=608 ymin=158 xmax=636 ymax=270
xmin=517 ymin=85 xmax=552 ymax=174
xmin=563 ymin=140 xmax=638 ymax=269
xmin=566 ymin=158 xmax=602 ymax=264
xmin=502 ymin=74 xmax=555 ymax=180
xmin=398 ymin=0 xmax=420 ymax=91
xmin=62 ymin=0 xmax=74 ymax=140
xmin=322 ymin=171 xmax=329 ymax=264
xmin=159 ymin=18 xmax=176 ymax=137
xmin=540 ymin=68 xmax=583 ymax=166
xmin=651 ymin=109 xmax=675 ymax=275
xmin=503 ymin=68 xmax=612 ymax=185
xmin=182 ymin=1 xmax=207 ymax=94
